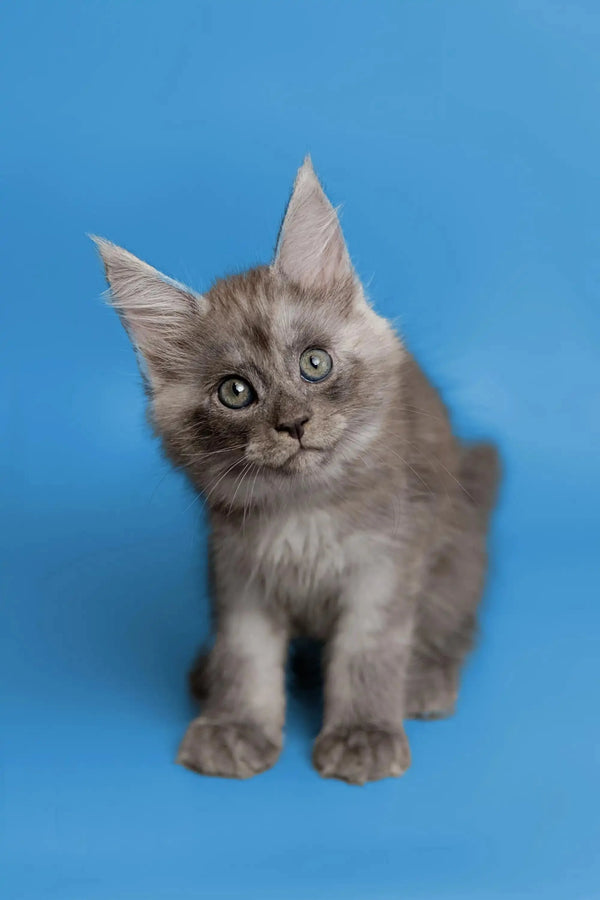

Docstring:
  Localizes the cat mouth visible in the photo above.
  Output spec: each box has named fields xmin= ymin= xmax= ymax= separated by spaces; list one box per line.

xmin=264 ymin=445 xmax=325 ymax=472
xmin=281 ymin=445 xmax=327 ymax=468
xmin=298 ymin=444 xmax=324 ymax=454
xmin=250 ymin=439 xmax=335 ymax=474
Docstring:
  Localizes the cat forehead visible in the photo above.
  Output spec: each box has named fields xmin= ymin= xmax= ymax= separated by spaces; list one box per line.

xmin=205 ymin=267 xmax=358 ymax=352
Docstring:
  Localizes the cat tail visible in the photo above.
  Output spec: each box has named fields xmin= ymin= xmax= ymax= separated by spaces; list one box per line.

xmin=459 ymin=442 xmax=501 ymax=523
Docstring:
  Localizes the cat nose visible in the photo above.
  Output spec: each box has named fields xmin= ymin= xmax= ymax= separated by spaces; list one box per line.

xmin=275 ymin=416 xmax=309 ymax=441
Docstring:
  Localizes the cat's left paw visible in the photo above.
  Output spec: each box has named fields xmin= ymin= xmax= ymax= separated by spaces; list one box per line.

xmin=176 ymin=717 xmax=281 ymax=779
xmin=313 ymin=724 xmax=411 ymax=785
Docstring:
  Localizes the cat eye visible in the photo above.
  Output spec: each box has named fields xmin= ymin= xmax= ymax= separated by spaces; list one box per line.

xmin=299 ymin=348 xmax=333 ymax=383
xmin=218 ymin=377 xmax=255 ymax=409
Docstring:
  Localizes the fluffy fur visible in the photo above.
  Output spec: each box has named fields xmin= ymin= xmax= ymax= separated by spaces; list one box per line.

xmin=94 ymin=157 xmax=499 ymax=785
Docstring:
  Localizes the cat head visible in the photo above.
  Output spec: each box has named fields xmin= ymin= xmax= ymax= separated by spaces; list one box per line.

xmin=94 ymin=158 xmax=403 ymax=509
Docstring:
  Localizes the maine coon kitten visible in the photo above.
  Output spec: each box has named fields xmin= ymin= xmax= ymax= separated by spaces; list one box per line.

xmin=93 ymin=158 xmax=499 ymax=785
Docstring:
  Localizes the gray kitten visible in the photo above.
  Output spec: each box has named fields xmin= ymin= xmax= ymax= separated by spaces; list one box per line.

xmin=93 ymin=158 xmax=499 ymax=785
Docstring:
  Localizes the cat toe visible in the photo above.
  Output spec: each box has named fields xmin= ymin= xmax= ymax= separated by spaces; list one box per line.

xmin=177 ymin=718 xmax=281 ymax=779
xmin=312 ymin=724 xmax=410 ymax=785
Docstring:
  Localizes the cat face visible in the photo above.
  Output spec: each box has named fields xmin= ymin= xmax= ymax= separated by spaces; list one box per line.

xmin=94 ymin=159 xmax=403 ymax=508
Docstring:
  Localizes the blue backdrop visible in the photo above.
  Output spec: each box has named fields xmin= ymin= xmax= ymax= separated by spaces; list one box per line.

xmin=1 ymin=2 xmax=599 ymax=898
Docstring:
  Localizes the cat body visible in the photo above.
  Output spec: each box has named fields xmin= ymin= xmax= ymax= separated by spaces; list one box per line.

xmin=94 ymin=158 xmax=499 ymax=784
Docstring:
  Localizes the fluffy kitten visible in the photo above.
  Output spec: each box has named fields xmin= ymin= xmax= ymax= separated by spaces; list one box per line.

xmin=93 ymin=158 xmax=499 ymax=785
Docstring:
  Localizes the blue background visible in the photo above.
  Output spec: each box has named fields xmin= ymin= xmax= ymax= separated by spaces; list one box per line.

xmin=1 ymin=1 xmax=599 ymax=897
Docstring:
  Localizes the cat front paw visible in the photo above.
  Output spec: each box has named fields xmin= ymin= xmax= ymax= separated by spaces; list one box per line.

xmin=313 ymin=724 xmax=411 ymax=785
xmin=176 ymin=717 xmax=281 ymax=779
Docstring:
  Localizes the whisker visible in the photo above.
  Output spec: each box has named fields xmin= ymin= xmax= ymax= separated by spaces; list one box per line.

xmin=193 ymin=443 xmax=247 ymax=460
xmin=402 ymin=439 xmax=474 ymax=501
xmin=243 ymin=466 xmax=261 ymax=532
xmin=386 ymin=446 xmax=433 ymax=494
xmin=148 ymin=467 xmax=172 ymax=503
xmin=227 ymin=461 xmax=254 ymax=515
xmin=202 ymin=458 xmax=246 ymax=505
xmin=403 ymin=404 xmax=446 ymax=423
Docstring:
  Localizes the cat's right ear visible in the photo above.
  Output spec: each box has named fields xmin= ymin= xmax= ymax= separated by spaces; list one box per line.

xmin=91 ymin=237 xmax=207 ymax=380
xmin=272 ymin=157 xmax=355 ymax=290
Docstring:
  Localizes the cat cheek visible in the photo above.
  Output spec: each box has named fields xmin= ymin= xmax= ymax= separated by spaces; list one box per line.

xmin=207 ymin=408 xmax=252 ymax=439
xmin=321 ymin=381 xmax=348 ymax=403
xmin=245 ymin=437 xmax=274 ymax=466
xmin=311 ymin=412 xmax=347 ymax=445
xmin=247 ymin=446 xmax=286 ymax=469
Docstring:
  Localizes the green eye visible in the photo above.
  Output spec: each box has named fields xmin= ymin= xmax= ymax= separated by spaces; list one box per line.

xmin=218 ymin=377 xmax=255 ymax=409
xmin=299 ymin=348 xmax=333 ymax=383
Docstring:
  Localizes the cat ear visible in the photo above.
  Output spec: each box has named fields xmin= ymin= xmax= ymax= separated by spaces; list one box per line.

xmin=273 ymin=157 xmax=354 ymax=290
xmin=91 ymin=237 xmax=207 ymax=379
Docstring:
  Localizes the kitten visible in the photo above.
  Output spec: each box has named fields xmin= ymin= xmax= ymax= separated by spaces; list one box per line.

xmin=93 ymin=158 xmax=499 ymax=785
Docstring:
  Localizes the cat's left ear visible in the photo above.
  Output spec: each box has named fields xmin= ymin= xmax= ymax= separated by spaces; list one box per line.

xmin=273 ymin=157 xmax=355 ymax=290
xmin=91 ymin=236 xmax=207 ymax=382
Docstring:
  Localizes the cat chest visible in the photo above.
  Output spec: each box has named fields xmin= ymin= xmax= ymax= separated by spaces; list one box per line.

xmin=254 ymin=509 xmax=347 ymax=610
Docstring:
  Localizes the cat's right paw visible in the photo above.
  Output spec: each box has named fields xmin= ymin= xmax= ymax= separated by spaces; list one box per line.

xmin=313 ymin=724 xmax=411 ymax=785
xmin=176 ymin=717 xmax=281 ymax=779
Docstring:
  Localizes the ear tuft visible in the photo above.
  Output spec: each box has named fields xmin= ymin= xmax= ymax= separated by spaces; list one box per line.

xmin=273 ymin=160 xmax=354 ymax=290
xmin=91 ymin=236 xmax=206 ymax=379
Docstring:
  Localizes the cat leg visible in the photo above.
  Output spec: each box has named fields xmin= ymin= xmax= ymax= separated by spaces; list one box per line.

xmin=405 ymin=652 xmax=461 ymax=719
xmin=177 ymin=606 xmax=287 ymax=778
xmin=312 ymin=559 xmax=413 ymax=785
xmin=405 ymin=515 xmax=486 ymax=720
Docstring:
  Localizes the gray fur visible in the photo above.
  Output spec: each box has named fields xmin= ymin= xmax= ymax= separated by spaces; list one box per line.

xmin=93 ymin=157 xmax=500 ymax=785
